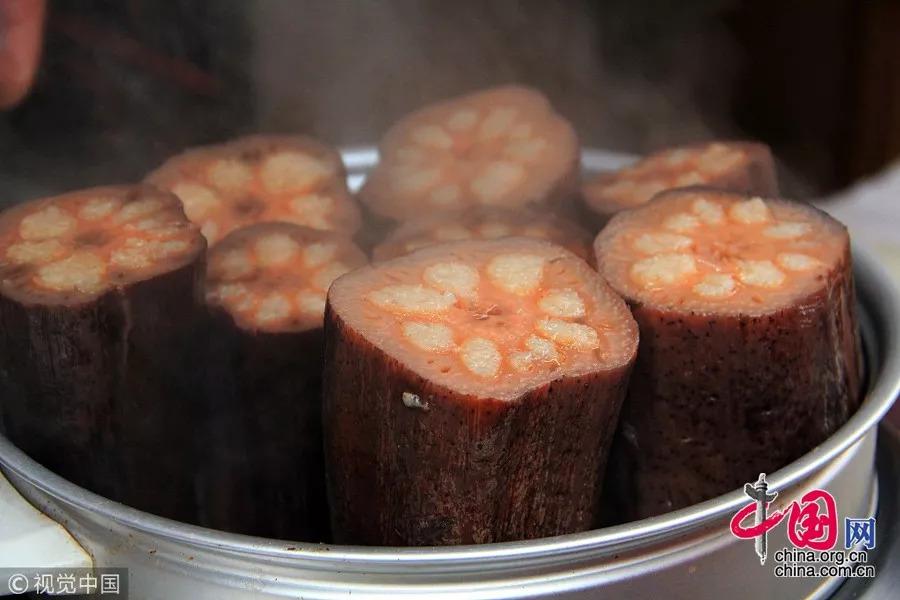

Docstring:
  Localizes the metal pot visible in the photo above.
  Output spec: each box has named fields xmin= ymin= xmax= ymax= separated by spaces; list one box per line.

xmin=1 ymin=149 xmax=898 ymax=599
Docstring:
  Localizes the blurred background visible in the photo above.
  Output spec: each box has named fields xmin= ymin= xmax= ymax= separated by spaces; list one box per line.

xmin=2 ymin=0 xmax=900 ymax=203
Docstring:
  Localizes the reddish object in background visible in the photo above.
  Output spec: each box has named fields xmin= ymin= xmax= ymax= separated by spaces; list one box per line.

xmin=0 ymin=0 xmax=46 ymax=109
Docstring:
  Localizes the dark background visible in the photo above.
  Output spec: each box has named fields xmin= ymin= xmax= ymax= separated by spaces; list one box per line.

xmin=1 ymin=0 xmax=899 ymax=203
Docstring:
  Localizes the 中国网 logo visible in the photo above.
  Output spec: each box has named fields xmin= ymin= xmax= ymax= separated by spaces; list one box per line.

xmin=730 ymin=473 xmax=876 ymax=565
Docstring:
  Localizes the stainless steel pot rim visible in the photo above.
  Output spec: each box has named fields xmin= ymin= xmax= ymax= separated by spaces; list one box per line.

xmin=1 ymin=149 xmax=898 ymax=568
xmin=342 ymin=147 xmax=639 ymax=192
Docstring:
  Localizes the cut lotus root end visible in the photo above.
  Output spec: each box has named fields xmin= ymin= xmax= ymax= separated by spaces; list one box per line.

xmin=205 ymin=222 xmax=367 ymax=333
xmin=329 ymin=238 xmax=638 ymax=400
xmin=145 ymin=134 xmax=362 ymax=245
xmin=582 ymin=141 xmax=778 ymax=220
xmin=0 ymin=185 xmax=204 ymax=302
xmin=372 ymin=206 xmax=592 ymax=263
xmin=594 ymin=189 xmax=849 ymax=315
xmin=360 ymin=86 xmax=580 ymax=220
xmin=598 ymin=188 xmax=861 ymax=523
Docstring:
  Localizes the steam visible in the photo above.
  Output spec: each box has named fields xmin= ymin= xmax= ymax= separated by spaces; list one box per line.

xmin=250 ymin=0 xmax=729 ymax=151
xmin=0 ymin=1 xmax=815 ymax=206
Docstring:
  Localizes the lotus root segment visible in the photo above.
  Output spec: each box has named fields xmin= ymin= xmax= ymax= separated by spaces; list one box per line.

xmin=201 ymin=222 xmax=367 ymax=539
xmin=146 ymin=134 xmax=362 ymax=245
xmin=360 ymin=86 xmax=580 ymax=221
xmin=324 ymin=238 xmax=638 ymax=545
xmin=583 ymin=141 xmax=778 ymax=225
xmin=0 ymin=185 xmax=206 ymax=521
xmin=594 ymin=188 xmax=862 ymax=520
xmin=373 ymin=206 xmax=592 ymax=263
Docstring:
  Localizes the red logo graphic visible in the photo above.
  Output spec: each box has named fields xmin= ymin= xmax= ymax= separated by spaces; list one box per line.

xmin=731 ymin=474 xmax=838 ymax=564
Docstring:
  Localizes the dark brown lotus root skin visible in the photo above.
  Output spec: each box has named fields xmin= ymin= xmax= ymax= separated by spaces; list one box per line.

xmin=197 ymin=308 xmax=329 ymax=541
xmin=605 ymin=245 xmax=862 ymax=521
xmin=0 ymin=257 xmax=207 ymax=523
xmin=322 ymin=307 xmax=633 ymax=546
